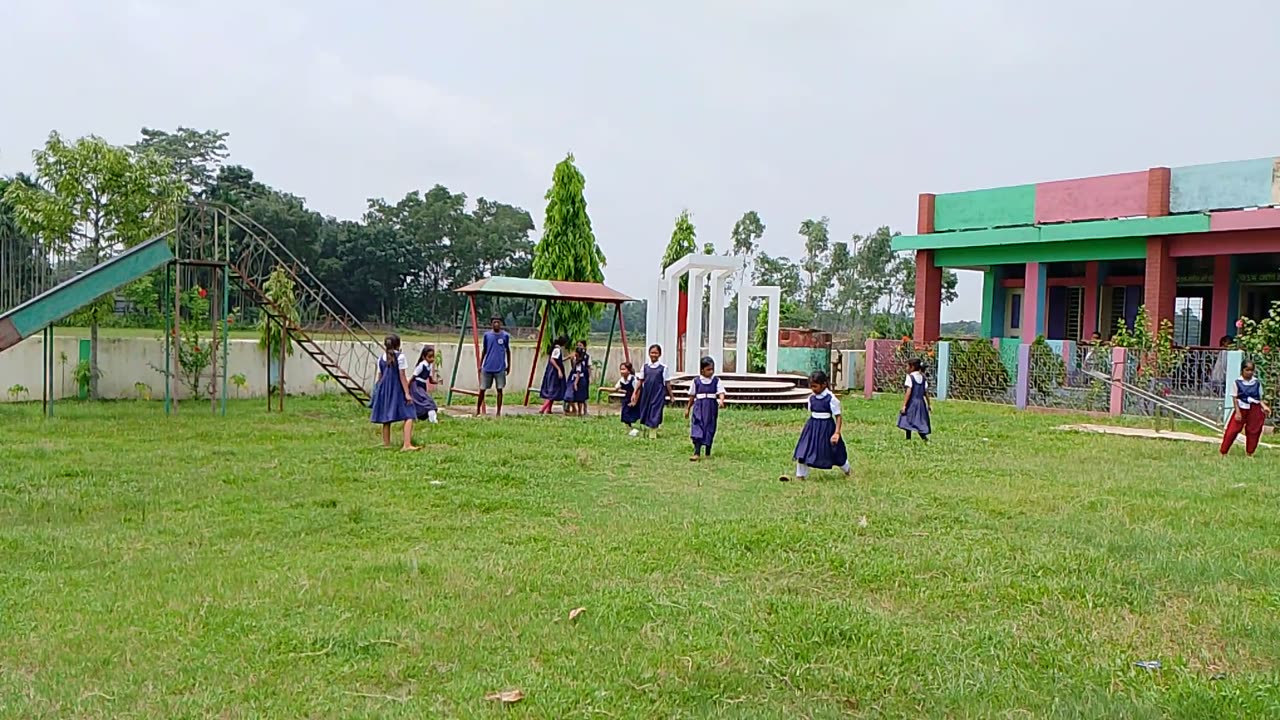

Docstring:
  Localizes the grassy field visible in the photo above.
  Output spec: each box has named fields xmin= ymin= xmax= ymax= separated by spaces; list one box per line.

xmin=1 ymin=396 xmax=1278 ymax=718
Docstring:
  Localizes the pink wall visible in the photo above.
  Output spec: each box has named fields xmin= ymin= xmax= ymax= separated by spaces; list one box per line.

xmin=1209 ymin=208 xmax=1280 ymax=232
xmin=1034 ymin=171 xmax=1150 ymax=224
xmin=1169 ymin=229 xmax=1280 ymax=257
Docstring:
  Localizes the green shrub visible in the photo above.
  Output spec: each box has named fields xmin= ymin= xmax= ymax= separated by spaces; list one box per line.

xmin=949 ymin=340 xmax=1010 ymax=401
xmin=1028 ymin=336 xmax=1065 ymax=395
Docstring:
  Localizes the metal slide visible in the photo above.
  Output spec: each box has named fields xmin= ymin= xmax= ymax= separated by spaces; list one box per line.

xmin=1078 ymin=367 xmax=1223 ymax=433
xmin=0 ymin=232 xmax=175 ymax=354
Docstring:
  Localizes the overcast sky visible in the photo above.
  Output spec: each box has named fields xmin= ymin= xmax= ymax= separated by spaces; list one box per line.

xmin=3 ymin=0 xmax=1278 ymax=321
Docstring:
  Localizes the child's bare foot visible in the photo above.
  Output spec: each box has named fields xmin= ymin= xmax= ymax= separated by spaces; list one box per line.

xmin=400 ymin=445 xmax=420 ymax=452
xmin=690 ymin=455 xmax=700 ymax=462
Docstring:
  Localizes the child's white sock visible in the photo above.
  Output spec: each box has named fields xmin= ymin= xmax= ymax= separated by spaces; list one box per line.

xmin=795 ymin=463 xmax=809 ymax=479
xmin=840 ymin=461 xmax=851 ymax=476
xmin=428 ymin=410 xmax=438 ymax=424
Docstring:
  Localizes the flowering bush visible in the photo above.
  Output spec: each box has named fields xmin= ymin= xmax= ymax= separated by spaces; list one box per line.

xmin=1112 ymin=306 xmax=1183 ymax=383
xmin=1234 ymin=302 xmax=1280 ymax=415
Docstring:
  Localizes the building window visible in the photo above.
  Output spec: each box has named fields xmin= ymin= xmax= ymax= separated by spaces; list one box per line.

xmin=1065 ymin=287 xmax=1084 ymax=341
xmin=1173 ymin=296 xmax=1204 ymax=347
xmin=1009 ymin=292 xmax=1022 ymax=330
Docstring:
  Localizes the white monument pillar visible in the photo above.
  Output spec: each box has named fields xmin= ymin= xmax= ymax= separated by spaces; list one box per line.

xmin=685 ymin=269 xmax=707 ymax=374
xmin=707 ymin=270 xmax=730 ymax=371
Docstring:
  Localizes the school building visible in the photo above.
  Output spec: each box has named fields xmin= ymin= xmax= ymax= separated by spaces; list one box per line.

xmin=895 ymin=156 xmax=1280 ymax=346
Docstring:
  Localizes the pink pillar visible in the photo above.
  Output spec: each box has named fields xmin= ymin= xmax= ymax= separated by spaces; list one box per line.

xmin=1109 ymin=346 xmax=1127 ymax=416
xmin=863 ymin=340 xmax=876 ymax=399
xmin=1211 ymin=255 xmax=1231 ymax=343
xmin=1021 ymin=262 xmax=1047 ymax=343
xmin=1082 ymin=262 xmax=1100 ymax=339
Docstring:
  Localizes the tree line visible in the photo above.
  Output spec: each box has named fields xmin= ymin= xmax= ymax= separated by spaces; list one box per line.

xmin=659 ymin=211 xmax=959 ymax=342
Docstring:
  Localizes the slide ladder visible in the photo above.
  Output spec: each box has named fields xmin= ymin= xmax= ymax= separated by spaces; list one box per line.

xmin=214 ymin=204 xmax=382 ymax=405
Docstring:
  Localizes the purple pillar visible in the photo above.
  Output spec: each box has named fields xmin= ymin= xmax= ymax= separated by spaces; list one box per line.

xmin=1015 ymin=343 xmax=1030 ymax=410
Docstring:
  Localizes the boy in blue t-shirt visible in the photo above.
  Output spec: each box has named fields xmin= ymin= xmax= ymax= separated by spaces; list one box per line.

xmin=477 ymin=316 xmax=512 ymax=416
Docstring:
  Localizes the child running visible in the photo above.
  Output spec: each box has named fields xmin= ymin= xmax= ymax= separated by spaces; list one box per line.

xmin=617 ymin=361 xmax=642 ymax=436
xmin=369 ymin=333 xmax=419 ymax=451
xmin=898 ymin=358 xmax=932 ymax=442
xmin=409 ymin=345 xmax=440 ymax=424
xmin=685 ymin=356 xmax=727 ymax=460
xmin=538 ymin=335 xmax=568 ymax=414
xmin=1220 ymin=360 xmax=1271 ymax=457
xmin=787 ymin=370 xmax=850 ymax=480
xmin=636 ymin=344 xmax=674 ymax=438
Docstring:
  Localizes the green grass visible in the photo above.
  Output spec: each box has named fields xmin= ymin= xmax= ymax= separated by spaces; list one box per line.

xmin=1 ymin=396 xmax=1278 ymax=718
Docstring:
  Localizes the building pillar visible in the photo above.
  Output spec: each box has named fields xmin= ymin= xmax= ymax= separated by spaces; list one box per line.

xmin=981 ymin=268 xmax=1001 ymax=339
xmin=913 ymin=249 xmax=943 ymax=342
xmin=1211 ymin=255 xmax=1233 ymax=344
xmin=1020 ymin=261 xmax=1047 ymax=343
xmin=1143 ymin=238 xmax=1176 ymax=335
xmin=1082 ymin=261 xmax=1100 ymax=339
xmin=1147 ymin=167 xmax=1171 ymax=217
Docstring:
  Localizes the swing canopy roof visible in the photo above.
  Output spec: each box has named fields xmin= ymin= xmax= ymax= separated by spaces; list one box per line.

xmin=454 ymin=276 xmax=635 ymax=303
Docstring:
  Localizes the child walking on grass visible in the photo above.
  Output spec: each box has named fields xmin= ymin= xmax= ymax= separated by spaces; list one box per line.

xmin=897 ymin=357 xmax=932 ymax=442
xmin=369 ymin=334 xmax=419 ymax=451
xmin=1220 ymin=360 xmax=1271 ymax=457
xmin=637 ymin=344 xmax=674 ymax=438
xmin=785 ymin=370 xmax=849 ymax=480
xmin=409 ymin=345 xmax=440 ymax=425
xmin=685 ymin=356 xmax=726 ymax=460
xmin=538 ymin=336 xmax=568 ymax=414
xmin=617 ymin=361 xmax=642 ymax=435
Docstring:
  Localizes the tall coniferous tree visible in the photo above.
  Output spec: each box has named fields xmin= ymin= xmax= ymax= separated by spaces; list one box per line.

xmin=531 ymin=154 xmax=606 ymax=348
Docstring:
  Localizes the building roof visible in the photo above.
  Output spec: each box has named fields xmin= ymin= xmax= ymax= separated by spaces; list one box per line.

xmin=454 ymin=276 xmax=635 ymax=303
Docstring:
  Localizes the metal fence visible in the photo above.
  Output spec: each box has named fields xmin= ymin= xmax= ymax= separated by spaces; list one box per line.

xmin=1027 ymin=342 xmax=1111 ymax=413
xmin=1121 ymin=347 xmax=1225 ymax=421
xmin=863 ymin=339 xmax=1237 ymax=427
xmin=948 ymin=339 xmax=1015 ymax=405
xmin=868 ymin=339 xmax=936 ymax=397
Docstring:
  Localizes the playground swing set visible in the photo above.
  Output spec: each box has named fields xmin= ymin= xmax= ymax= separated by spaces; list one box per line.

xmin=445 ymin=276 xmax=636 ymax=408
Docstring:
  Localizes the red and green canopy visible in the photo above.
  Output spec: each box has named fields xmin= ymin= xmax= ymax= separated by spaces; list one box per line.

xmin=454 ymin=276 xmax=634 ymax=303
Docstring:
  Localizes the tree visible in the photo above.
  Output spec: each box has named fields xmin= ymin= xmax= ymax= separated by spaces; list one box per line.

xmin=0 ymin=175 xmax=50 ymax=312
xmin=661 ymin=209 xmax=697 ymax=291
xmin=730 ymin=211 xmax=765 ymax=263
xmin=798 ymin=217 xmax=830 ymax=314
xmin=753 ymin=253 xmax=803 ymax=299
xmin=130 ymin=127 xmax=229 ymax=196
xmin=258 ymin=266 xmax=299 ymax=393
xmin=531 ymin=154 xmax=606 ymax=348
xmin=4 ymin=133 xmax=182 ymax=398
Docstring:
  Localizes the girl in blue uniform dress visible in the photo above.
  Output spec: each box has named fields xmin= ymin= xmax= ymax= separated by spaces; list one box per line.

xmin=897 ymin=358 xmax=932 ymax=442
xmin=538 ymin=336 xmax=568 ymax=414
xmin=564 ymin=348 xmax=585 ymax=416
xmin=409 ymin=345 xmax=440 ymax=424
xmin=788 ymin=370 xmax=849 ymax=480
xmin=369 ymin=334 xmax=419 ymax=451
xmin=685 ymin=356 xmax=727 ymax=460
xmin=636 ymin=344 xmax=673 ymax=438
xmin=616 ymin=361 xmax=642 ymax=436
xmin=575 ymin=340 xmax=591 ymax=416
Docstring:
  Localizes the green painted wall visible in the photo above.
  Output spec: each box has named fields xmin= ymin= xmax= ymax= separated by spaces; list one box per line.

xmin=933 ymin=185 xmax=1036 ymax=232
xmin=1037 ymin=214 xmax=1209 ymax=242
xmin=934 ymin=238 xmax=1146 ymax=268
xmin=997 ymin=338 xmax=1019 ymax=378
xmin=893 ymin=226 xmax=1039 ymax=251
xmin=778 ymin=347 xmax=830 ymax=377
xmin=8 ymin=238 xmax=173 ymax=337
